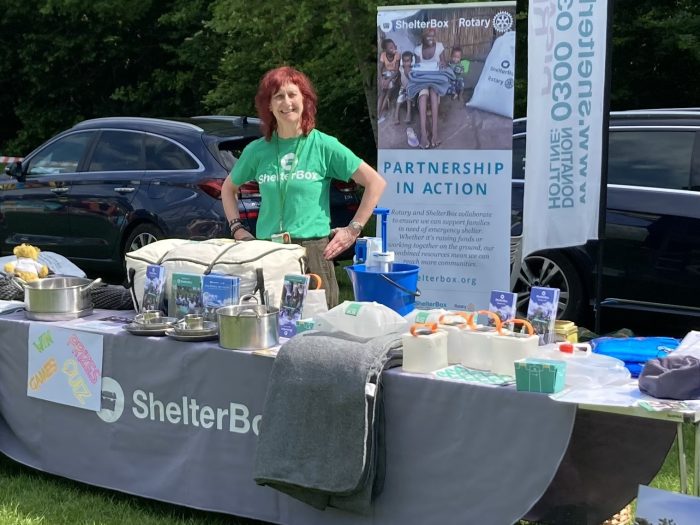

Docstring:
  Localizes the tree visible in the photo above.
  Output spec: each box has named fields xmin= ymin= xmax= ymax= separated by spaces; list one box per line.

xmin=205 ymin=0 xmax=378 ymax=161
xmin=0 ymin=0 xmax=218 ymax=154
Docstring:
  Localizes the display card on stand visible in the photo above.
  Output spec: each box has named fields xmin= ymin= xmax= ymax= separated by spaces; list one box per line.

xmin=169 ymin=272 xmax=203 ymax=318
xmin=278 ymin=274 xmax=310 ymax=338
xmin=142 ymin=264 xmax=167 ymax=312
xmin=202 ymin=274 xmax=240 ymax=322
xmin=526 ymin=286 xmax=560 ymax=344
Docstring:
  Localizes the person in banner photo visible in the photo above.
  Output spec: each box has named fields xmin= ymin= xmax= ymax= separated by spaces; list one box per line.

xmin=376 ymin=6 xmax=515 ymax=151
xmin=410 ymin=27 xmax=451 ymax=150
xmin=221 ymin=66 xmax=386 ymax=308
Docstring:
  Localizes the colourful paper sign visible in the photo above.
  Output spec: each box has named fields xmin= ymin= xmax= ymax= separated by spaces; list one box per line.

xmin=27 ymin=324 xmax=104 ymax=411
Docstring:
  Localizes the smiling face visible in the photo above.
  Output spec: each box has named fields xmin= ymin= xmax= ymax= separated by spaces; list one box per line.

xmin=270 ymin=82 xmax=304 ymax=133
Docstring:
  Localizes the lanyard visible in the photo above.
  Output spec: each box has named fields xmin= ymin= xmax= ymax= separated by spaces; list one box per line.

xmin=275 ymin=133 xmax=306 ymax=233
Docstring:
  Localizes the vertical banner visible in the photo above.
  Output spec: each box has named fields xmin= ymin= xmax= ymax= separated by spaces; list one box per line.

xmin=377 ymin=2 xmax=517 ymax=311
xmin=27 ymin=325 xmax=104 ymax=411
xmin=523 ymin=0 xmax=608 ymax=257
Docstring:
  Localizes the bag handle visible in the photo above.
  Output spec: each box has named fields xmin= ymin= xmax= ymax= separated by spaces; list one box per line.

xmin=410 ymin=322 xmax=438 ymax=336
xmin=467 ymin=310 xmax=502 ymax=330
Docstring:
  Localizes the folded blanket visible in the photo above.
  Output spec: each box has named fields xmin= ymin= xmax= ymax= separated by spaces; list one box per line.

xmin=407 ymin=68 xmax=456 ymax=99
xmin=253 ymin=331 xmax=402 ymax=514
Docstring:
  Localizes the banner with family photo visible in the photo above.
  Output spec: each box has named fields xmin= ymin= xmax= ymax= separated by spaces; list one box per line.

xmin=522 ymin=0 xmax=609 ymax=258
xmin=377 ymin=2 xmax=517 ymax=311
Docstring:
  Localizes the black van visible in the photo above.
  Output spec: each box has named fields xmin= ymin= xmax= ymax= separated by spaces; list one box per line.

xmin=511 ymin=109 xmax=700 ymax=335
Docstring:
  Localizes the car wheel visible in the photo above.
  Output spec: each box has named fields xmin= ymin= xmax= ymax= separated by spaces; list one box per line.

xmin=512 ymin=251 xmax=585 ymax=321
xmin=124 ymin=224 xmax=163 ymax=254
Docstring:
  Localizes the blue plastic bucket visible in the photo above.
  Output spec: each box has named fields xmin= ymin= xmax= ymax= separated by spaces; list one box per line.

xmin=345 ymin=263 xmax=420 ymax=316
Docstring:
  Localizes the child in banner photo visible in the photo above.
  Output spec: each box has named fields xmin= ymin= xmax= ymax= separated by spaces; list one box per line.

xmin=378 ymin=39 xmax=400 ymax=122
xmin=446 ymin=46 xmax=470 ymax=101
xmin=394 ymin=51 xmax=414 ymax=125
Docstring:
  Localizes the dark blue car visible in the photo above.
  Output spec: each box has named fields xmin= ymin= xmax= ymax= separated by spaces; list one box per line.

xmin=2 ymin=116 xmax=360 ymax=280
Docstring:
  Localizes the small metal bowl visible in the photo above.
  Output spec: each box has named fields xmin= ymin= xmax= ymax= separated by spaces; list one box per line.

xmin=133 ymin=315 xmax=178 ymax=329
xmin=172 ymin=320 xmax=218 ymax=336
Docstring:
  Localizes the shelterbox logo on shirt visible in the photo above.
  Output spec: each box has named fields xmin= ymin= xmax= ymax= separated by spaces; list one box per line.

xmin=96 ymin=377 xmax=262 ymax=435
xmin=280 ymin=152 xmax=298 ymax=172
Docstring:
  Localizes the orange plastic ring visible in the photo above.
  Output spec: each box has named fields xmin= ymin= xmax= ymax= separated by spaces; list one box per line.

xmin=410 ymin=322 xmax=438 ymax=336
xmin=307 ymin=273 xmax=323 ymax=290
xmin=497 ymin=318 xmax=534 ymax=336
xmin=438 ymin=311 xmax=470 ymax=326
xmin=467 ymin=310 xmax=502 ymax=330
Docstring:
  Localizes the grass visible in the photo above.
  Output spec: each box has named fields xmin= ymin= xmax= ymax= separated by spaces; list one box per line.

xmin=0 ymin=266 xmax=693 ymax=524
xmin=0 ymin=424 xmax=693 ymax=525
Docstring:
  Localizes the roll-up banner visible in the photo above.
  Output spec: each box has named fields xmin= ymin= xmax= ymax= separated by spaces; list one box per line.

xmin=522 ymin=0 xmax=608 ymax=258
xmin=377 ymin=2 xmax=516 ymax=311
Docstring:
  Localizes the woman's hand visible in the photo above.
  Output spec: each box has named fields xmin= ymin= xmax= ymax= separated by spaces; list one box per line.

xmin=323 ymin=226 xmax=360 ymax=260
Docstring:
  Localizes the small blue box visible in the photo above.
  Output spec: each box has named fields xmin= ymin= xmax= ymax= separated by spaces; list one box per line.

xmin=514 ymin=358 xmax=567 ymax=394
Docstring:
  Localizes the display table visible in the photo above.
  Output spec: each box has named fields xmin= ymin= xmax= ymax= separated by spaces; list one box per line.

xmin=0 ymin=311 xmax=677 ymax=525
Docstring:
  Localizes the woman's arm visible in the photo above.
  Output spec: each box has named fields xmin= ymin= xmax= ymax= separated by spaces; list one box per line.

xmin=323 ymin=161 xmax=387 ymax=260
xmin=222 ymin=176 xmax=255 ymax=240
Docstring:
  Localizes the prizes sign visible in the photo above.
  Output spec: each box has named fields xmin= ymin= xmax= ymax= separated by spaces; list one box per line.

xmin=377 ymin=2 xmax=516 ymax=310
xmin=27 ymin=325 xmax=104 ymax=411
xmin=522 ymin=0 xmax=609 ymax=257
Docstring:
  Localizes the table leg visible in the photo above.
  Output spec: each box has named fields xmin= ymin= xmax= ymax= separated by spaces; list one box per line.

xmin=677 ymin=422 xmax=688 ymax=494
xmin=694 ymin=422 xmax=699 ymax=497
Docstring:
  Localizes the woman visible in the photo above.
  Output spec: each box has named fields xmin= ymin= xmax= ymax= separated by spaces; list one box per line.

xmin=412 ymin=28 xmax=447 ymax=149
xmin=222 ymin=66 xmax=386 ymax=308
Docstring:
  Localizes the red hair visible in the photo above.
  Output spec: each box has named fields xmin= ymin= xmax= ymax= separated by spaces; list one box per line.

xmin=255 ymin=66 xmax=317 ymax=141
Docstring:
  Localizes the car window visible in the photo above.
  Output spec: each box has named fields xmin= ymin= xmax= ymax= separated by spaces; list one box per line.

xmin=216 ymin=139 xmax=258 ymax=171
xmin=608 ymin=130 xmax=694 ymax=190
xmin=88 ymin=130 xmax=144 ymax=172
xmin=145 ymin=135 xmax=198 ymax=170
xmin=26 ymin=131 xmax=96 ymax=176
xmin=512 ymin=136 xmax=526 ymax=180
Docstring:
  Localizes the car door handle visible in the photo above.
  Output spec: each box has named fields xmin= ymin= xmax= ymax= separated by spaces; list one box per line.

xmin=50 ymin=187 xmax=69 ymax=194
xmin=114 ymin=187 xmax=136 ymax=193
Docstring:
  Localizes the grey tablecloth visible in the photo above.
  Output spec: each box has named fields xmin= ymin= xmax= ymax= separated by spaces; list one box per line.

xmin=0 ymin=310 xmax=675 ymax=524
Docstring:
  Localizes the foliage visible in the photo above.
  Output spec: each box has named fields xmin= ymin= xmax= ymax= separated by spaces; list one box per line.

xmin=205 ymin=0 xmax=378 ymax=162
xmin=0 ymin=0 xmax=699 ymax=162
xmin=0 ymin=0 xmax=216 ymax=155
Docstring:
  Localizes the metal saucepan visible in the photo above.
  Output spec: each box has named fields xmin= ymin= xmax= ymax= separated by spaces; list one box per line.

xmin=24 ymin=277 xmax=102 ymax=313
xmin=217 ymin=294 xmax=279 ymax=350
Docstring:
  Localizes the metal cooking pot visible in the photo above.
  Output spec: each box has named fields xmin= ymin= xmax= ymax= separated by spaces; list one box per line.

xmin=217 ymin=295 xmax=279 ymax=350
xmin=24 ymin=277 xmax=102 ymax=313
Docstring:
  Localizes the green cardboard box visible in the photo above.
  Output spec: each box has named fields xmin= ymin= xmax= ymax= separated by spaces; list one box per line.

xmin=295 ymin=318 xmax=316 ymax=334
xmin=514 ymin=358 xmax=566 ymax=394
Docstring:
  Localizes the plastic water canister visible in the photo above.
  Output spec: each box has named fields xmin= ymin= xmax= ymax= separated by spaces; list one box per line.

xmin=437 ymin=312 xmax=470 ymax=365
xmin=491 ymin=319 xmax=539 ymax=376
xmin=439 ymin=310 xmax=501 ymax=369
xmin=533 ymin=342 xmax=631 ymax=388
xmin=402 ymin=323 xmax=448 ymax=373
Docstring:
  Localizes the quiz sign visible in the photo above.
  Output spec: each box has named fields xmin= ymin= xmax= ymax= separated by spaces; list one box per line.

xmin=27 ymin=325 xmax=104 ymax=411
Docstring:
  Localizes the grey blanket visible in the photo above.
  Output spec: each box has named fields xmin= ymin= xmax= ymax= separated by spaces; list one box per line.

xmin=253 ymin=331 xmax=402 ymax=514
xmin=407 ymin=68 xmax=456 ymax=99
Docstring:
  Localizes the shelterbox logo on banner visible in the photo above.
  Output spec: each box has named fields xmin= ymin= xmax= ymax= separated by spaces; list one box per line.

xmin=376 ymin=1 xmax=517 ymax=311
xmin=522 ymin=0 xmax=609 ymax=257
xmin=96 ymin=377 xmax=262 ymax=435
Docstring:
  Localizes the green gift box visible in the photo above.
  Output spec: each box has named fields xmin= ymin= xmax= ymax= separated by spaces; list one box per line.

xmin=514 ymin=358 xmax=567 ymax=394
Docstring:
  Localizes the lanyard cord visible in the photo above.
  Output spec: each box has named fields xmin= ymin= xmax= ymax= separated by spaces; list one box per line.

xmin=275 ymin=132 xmax=306 ymax=232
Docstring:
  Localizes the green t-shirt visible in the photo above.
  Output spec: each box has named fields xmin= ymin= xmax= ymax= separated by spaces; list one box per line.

xmin=230 ymin=129 xmax=362 ymax=240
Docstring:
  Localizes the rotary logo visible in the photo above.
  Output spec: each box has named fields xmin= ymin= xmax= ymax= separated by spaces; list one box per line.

xmin=493 ymin=11 xmax=513 ymax=33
